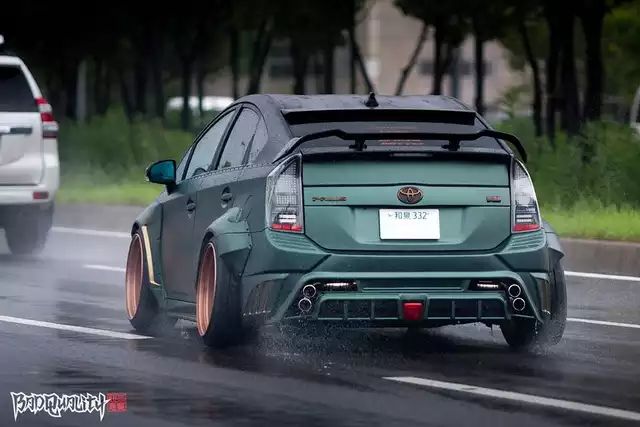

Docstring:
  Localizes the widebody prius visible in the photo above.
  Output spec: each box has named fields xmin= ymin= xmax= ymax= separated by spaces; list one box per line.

xmin=125 ymin=94 xmax=566 ymax=350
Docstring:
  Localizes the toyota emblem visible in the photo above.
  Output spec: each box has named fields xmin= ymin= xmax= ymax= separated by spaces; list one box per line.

xmin=397 ymin=186 xmax=423 ymax=204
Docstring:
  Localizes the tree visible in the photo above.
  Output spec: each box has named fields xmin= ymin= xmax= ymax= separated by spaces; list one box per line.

xmin=465 ymin=0 xmax=510 ymax=115
xmin=514 ymin=3 xmax=545 ymax=136
xmin=558 ymin=1 xmax=581 ymax=136
xmin=273 ymin=0 xmax=362 ymax=94
xmin=603 ymin=0 xmax=640 ymax=104
xmin=395 ymin=24 xmax=428 ymax=95
xmin=395 ymin=0 xmax=469 ymax=95
xmin=579 ymin=0 xmax=633 ymax=121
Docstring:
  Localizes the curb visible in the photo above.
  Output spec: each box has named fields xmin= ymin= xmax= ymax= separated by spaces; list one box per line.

xmin=560 ymin=238 xmax=640 ymax=277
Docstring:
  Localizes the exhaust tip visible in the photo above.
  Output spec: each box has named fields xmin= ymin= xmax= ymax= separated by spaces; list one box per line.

xmin=512 ymin=297 xmax=526 ymax=312
xmin=298 ymin=298 xmax=313 ymax=313
xmin=302 ymin=284 xmax=317 ymax=299
xmin=508 ymin=284 xmax=522 ymax=298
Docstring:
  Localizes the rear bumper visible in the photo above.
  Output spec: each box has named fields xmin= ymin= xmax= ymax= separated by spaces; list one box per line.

xmin=239 ymin=229 xmax=555 ymax=327
xmin=0 ymin=141 xmax=59 ymax=206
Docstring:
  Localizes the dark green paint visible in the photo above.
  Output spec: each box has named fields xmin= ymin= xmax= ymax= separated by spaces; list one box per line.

xmin=130 ymin=100 xmax=563 ymax=334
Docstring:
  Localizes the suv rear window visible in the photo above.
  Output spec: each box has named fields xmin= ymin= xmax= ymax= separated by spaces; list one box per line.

xmin=0 ymin=65 xmax=36 ymax=112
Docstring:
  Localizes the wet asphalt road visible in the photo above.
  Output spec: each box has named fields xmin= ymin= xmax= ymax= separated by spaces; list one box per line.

xmin=0 ymin=205 xmax=639 ymax=426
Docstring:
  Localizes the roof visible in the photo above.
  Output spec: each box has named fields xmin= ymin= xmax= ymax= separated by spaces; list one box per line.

xmin=238 ymin=94 xmax=473 ymax=113
xmin=0 ymin=55 xmax=24 ymax=66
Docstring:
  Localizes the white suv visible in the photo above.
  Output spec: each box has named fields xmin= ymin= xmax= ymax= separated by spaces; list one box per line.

xmin=0 ymin=42 xmax=59 ymax=254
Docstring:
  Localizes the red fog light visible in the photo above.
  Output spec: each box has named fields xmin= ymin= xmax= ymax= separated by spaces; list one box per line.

xmin=402 ymin=302 xmax=424 ymax=321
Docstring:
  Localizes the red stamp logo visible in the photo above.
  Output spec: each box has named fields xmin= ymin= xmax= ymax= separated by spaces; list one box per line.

xmin=106 ymin=392 xmax=127 ymax=413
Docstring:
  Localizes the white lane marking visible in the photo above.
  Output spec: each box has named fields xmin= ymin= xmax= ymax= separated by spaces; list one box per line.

xmin=568 ymin=317 xmax=640 ymax=330
xmin=0 ymin=315 xmax=151 ymax=340
xmin=384 ymin=376 xmax=640 ymax=422
xmin=565 ymin=271 xmax=640 ymax=282
xmin=84 ymin=264 xmax=126 ymax=273
xmin=52 ymin=226 xmax=129 ymax=239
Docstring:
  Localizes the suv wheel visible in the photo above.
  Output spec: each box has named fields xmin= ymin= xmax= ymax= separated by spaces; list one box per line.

xmin=5 ymin=204 xmax=53 ymax=255
xmin=501 ymin=259 xmax=567 ymax=351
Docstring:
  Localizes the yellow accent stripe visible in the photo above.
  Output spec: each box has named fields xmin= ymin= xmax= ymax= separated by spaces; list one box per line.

xmin=141 ymin=225 xmax=161 ymax=286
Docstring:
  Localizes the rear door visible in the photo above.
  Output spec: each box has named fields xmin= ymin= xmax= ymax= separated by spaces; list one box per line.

xmin=0 ymin=60 xmax=43 ymax=185
xmin=191 ymin=107 xmax=260 ymax=279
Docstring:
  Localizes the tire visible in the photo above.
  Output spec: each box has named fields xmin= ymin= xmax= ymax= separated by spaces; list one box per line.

xmin=195 ymin=237 xmax=244 ymax=348
xmin=5 ymin=204 xmax=53 ymax=256
xmin=125 ymin=231 xmax=173 ymax=334
xmin=501 ymin=259 xmax=567 ymax=351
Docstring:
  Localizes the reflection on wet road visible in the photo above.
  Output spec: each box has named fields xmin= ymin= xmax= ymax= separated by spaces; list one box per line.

xmin=0 ymin=216 xmax=639 ymax=426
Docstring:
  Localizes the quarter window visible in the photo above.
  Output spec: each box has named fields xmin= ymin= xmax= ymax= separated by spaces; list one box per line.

xmin=217 ymin=108 xmax=259 ymax=169
xmin=247 ymin=118 xmax=269 ymax=164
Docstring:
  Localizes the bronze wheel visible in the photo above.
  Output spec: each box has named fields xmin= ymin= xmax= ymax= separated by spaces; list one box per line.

xmin=125 ymin=234 xmax=144 ymax=319
xmin=196 ymin=243 xmax=217 ymax=336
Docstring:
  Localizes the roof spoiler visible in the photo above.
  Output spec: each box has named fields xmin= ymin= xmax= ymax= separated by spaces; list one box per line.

xmin=273 ymin=129 xmax=528 ymax=163
xmin=282 ymin=108 xmax=476 ymax=126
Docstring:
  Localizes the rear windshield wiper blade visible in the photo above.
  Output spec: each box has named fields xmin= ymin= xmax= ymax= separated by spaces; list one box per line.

xmin=274 ymin=128 xmax=527 ymax=163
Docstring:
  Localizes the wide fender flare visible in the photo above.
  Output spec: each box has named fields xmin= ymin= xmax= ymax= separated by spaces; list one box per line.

xmin=543 ymin=219 xmax=565 ymax=263
xmin=205 ymin=207 xmax=252 ymax=278
xmin=130 ymin=201 xmax=166 ymax=300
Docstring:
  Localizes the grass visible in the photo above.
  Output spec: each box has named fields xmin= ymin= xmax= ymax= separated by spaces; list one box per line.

xmin=57 ymin=173 xmax=162 ymax=206
xmin=543 ymin=204 xmax=640 ymax=242
xmin=57 ymin=181 xmax=161 ymax=206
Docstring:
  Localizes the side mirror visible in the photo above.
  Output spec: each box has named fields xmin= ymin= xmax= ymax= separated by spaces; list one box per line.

xmin=146 ymin=160 xmax=176 ymax=187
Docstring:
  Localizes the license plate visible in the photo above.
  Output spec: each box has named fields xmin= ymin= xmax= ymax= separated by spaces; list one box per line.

xmin=379 ymin=209 xmax=440 ymax=240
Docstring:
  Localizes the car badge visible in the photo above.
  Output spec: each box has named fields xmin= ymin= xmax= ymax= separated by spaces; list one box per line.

xmin=397 ymin=186 xmax=423 ymax=204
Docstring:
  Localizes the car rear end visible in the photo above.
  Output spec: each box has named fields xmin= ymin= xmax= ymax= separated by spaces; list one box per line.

xmin=0 ymin=55 xmax=59 ymax=253
xmin=241 ymin=108 xmax=557 ymax=334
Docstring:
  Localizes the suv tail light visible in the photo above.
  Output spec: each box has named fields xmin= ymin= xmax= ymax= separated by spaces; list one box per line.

xmin=511 ymin=160 xmax=541 ymax=233
xmin=266 ymin=155 xmax=304 ymax=233
xmin=36 ymin=97 xmax=59 ymax=138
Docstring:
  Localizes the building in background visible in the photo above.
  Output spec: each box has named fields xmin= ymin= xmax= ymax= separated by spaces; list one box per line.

xmin=207 ymin=0 xmax=524 ymax=117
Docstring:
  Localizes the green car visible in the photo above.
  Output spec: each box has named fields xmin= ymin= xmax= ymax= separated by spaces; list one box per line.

xmin=125 ymin=94 xmax=566 ymax=351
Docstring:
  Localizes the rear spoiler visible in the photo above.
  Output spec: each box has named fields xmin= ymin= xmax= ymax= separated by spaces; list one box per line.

xmin=282 ymin=108 xmax=476 ymax=126
xmin=273 ymin=129 xmax=527 ymax=163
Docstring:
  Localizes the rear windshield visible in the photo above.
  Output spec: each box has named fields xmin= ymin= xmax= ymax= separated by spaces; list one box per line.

xmin=288 ymin=119 xmax=502 ymax=150
xmin=0 ymin=65 xmax=36 ymax=112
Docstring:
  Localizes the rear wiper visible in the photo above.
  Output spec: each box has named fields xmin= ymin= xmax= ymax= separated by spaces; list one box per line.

xmin=274 ymin=128 xmax=527 ymax=163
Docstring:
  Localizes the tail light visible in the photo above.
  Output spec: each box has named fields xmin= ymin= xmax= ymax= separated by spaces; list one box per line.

xmin=266 ymin=155 xmax=304 ymax=233
xmin=36 ymin=97 xmax=59 ymax=138
xmin=511 ymin=160 xmax=541 ymax=233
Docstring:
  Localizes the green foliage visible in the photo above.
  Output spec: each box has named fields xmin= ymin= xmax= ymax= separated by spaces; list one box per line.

xmin=498 ymin=118 xmax=640 ymax=208
xmin=58 ymin=109 xmax=193 ymax=181
xmin=58 ymin=178 xmax=162 ymax=206
xmin=604 ymin=0 xmax=640 ymax=102
xmin=497 ymin=84 xmax=531 ymax=118
xmin=544 ymin=202 xmax=640 ymax=241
